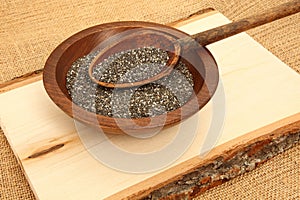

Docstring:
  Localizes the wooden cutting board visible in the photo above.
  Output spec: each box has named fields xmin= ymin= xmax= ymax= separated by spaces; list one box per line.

xmin=1 ymin=9 xmax=300 ymax=199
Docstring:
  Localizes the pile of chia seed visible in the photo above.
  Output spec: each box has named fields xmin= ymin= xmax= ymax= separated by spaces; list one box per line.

xmin=92 ymin=47 xmax=169 ymax=84
xmin=66 ymin=47 xmax=194 ymax=118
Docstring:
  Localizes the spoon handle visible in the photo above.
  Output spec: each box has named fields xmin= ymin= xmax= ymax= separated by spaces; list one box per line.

xmin=192 ymin=0 xmax=300 ymax=46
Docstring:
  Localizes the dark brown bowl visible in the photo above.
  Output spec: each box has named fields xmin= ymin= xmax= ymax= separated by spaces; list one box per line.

xmin=43 ymin=21 xmax=219 ymax=135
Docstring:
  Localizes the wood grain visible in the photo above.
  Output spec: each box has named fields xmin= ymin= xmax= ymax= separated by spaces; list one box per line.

xmin=1 ymin=11 xmax=300 ymax=200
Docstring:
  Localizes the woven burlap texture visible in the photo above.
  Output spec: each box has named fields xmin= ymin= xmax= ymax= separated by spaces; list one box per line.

xmin=0 ymin=0 xmax=299 ymax=84
xmin=0 ymin=0 xmax=299 ymax=199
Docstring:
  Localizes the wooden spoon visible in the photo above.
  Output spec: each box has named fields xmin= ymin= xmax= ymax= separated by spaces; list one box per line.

xmin=89 ymin=0 xmax=300 ymax=88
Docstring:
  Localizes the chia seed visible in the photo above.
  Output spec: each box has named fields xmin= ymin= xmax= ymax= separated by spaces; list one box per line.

xmin=92 ymin=47 xmax=169 ymax=84
xmin=66 ymin=47 xmax=194 ymax=118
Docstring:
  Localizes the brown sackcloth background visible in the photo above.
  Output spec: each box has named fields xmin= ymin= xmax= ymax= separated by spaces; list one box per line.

xmin=0 ymin=0 xmax=299 ymax=199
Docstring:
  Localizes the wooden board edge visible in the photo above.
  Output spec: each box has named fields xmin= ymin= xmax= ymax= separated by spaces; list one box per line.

xmin=16 ymin=153 xmax=40 ymax=200
xmin=0 ymin=125 xmax=40 ymax=199
xmin=167 ymin=8 xmax=216 ymax=27
xmin=109 ymin=112 xmax=300 ymax=199
xmin=0 ymin=69 xmax=43 ymax=94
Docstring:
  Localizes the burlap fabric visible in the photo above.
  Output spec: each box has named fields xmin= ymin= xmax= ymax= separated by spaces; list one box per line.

xmin=0 ymin=0 xmax=299 ymax=199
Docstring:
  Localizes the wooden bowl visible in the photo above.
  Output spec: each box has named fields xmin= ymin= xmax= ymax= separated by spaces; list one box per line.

xmin=43 ymin=21 xmax=219 ymax=135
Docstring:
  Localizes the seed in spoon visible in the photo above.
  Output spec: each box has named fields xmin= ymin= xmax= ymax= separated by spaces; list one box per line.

xmin=92 ymin=47 xmax=169 ymax=84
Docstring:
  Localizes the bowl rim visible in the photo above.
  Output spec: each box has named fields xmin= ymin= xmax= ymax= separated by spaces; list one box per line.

xmin=43 ymin=21 xmax=219 ymax=134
